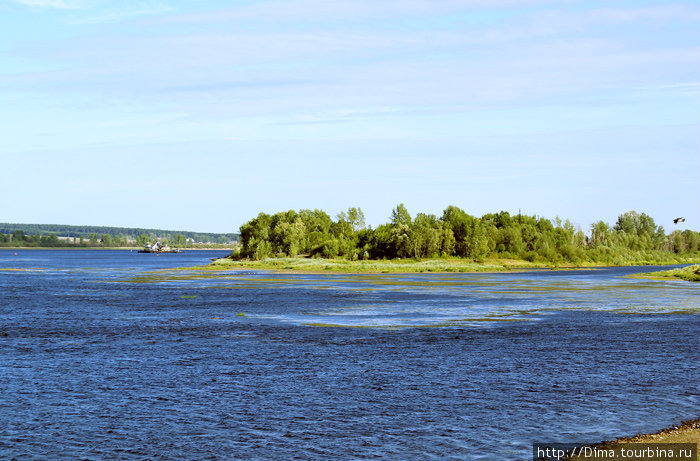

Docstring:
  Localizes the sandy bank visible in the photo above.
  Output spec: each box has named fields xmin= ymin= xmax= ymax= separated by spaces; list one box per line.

xmin=564 ymin=419 xmax=700 ymax=461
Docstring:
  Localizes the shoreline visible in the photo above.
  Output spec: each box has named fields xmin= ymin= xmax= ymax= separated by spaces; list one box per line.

xmin=565 ymin=419 xmax=700 ymax=461
xmin=195 ymin=256 xmax=700 ymax=275
xmin=626 ymin=265 xmax=700 ymax=282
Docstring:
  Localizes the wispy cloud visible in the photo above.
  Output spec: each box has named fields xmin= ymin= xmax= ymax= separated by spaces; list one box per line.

xmin=2 ymin=0 xmax=698 ymax=230
xmin=3 ymin=1 xmax=699 ymax=140
xmin=11 ymin=0 xmax=86 ymax=9
xmin=159 ymin=0 xmax=563 ymax=25
xmin=523 ymin=4 xmax=700 ymax=36
xmin=9 ymin=0 xmax=175 ymax=22
xmin=68 ymin=3 xmax=174 ymax=24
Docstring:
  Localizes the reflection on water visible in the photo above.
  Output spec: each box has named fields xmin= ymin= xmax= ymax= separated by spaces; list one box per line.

xmin=0 ymin=250 xmax=698 ymax=460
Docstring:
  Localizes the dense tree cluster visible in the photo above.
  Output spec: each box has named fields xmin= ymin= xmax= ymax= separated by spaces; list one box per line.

xmin=235 ymin=206 xmax=700 ymax=264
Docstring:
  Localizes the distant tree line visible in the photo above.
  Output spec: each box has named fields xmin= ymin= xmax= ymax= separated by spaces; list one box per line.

xmin=0 ymin=230 xmax=164 ymax=248
xmin=234 ymin=206 xmax=700 ymax=265
xmin=0 ymin=223 xmax=238 ymax=247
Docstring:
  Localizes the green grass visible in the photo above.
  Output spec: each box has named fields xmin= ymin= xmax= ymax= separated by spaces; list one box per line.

xmin=629 ymin=264 xmax=700 ymax=282
xmin=206 ymin=256 xmax=548 ymax=273
xmin=202 ymin=256 xmax=700 ymax=274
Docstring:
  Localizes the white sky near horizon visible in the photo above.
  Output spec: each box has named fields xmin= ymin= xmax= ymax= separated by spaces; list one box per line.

xmin=1 ymin=0 xmax=698 ymax=234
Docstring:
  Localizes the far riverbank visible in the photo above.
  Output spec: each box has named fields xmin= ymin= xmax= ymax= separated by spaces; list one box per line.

xmin=1 ymin=246 xmax=234 ymax=251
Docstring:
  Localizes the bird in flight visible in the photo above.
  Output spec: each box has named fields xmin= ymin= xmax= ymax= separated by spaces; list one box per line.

xmin=673 ymin=217 xmax=685 ymax=224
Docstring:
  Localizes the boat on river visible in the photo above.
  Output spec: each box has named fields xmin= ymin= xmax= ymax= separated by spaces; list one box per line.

xmin=138 ymin=241 xmax=182 ymax=253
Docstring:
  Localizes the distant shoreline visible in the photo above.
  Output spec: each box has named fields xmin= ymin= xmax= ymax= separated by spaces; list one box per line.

xmin=1 ymin=247 xmax=234 ymax=251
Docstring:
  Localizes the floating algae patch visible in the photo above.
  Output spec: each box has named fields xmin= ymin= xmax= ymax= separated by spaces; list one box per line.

xmin=302 ymin=322 xmax=348 ymax=327
xmin=611 ymin=305 xmax=700 ymax=314
xmin=119 ymin=273 xmax=206 ymax=284
xmin=616 ymin=308 xmax=700 ymax=315
xmin=180 ymin=295 xmax=197 ymax=299
xmin=488 ymin=309 xmax=545 ymax=318
xmin=363 ymin=279 xmax=505 ymax=288
xmin=278 ymin=301 xmax=537 ymax=328
xmin=119 ymin=270 xmax=254 ymax=284
xmin=451 ymin=317 xmax=524 ymax=323
xmin=204 ymin=285 xmax=284 ymax=290
xmin=299 ymin=322 xmax=406 ymax=329
xmin=105 ymin=264 xmax=700 ymax=329
xmin=0 ymin=267 xmax=49 ymax=272
xmin=301 ymin=316 xmax=526 ymax=328
xmin=424 ymin=318 xmax=528 ymax=327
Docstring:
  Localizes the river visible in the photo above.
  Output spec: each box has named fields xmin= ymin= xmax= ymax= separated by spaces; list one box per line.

xmin=1 ymin=250 xmax=698 ymax=460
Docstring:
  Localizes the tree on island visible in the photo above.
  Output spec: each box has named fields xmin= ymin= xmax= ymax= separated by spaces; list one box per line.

xmin=235 ymin=206 xmax=700 ymax=265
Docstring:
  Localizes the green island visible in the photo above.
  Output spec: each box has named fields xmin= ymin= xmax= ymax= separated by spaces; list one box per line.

xmin=212 ymin=205 xmax=700 ymax=274
xmin=627 ymin=264 xmax=700 ymax=282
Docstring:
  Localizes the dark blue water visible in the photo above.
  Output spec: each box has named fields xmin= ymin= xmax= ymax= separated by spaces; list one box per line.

xmin=1 ymin=250 xmax=698 ymax=460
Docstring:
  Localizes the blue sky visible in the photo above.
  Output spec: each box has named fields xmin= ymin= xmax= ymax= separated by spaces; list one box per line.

xmin=1 ymin=0 xmax=698 ymax=233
